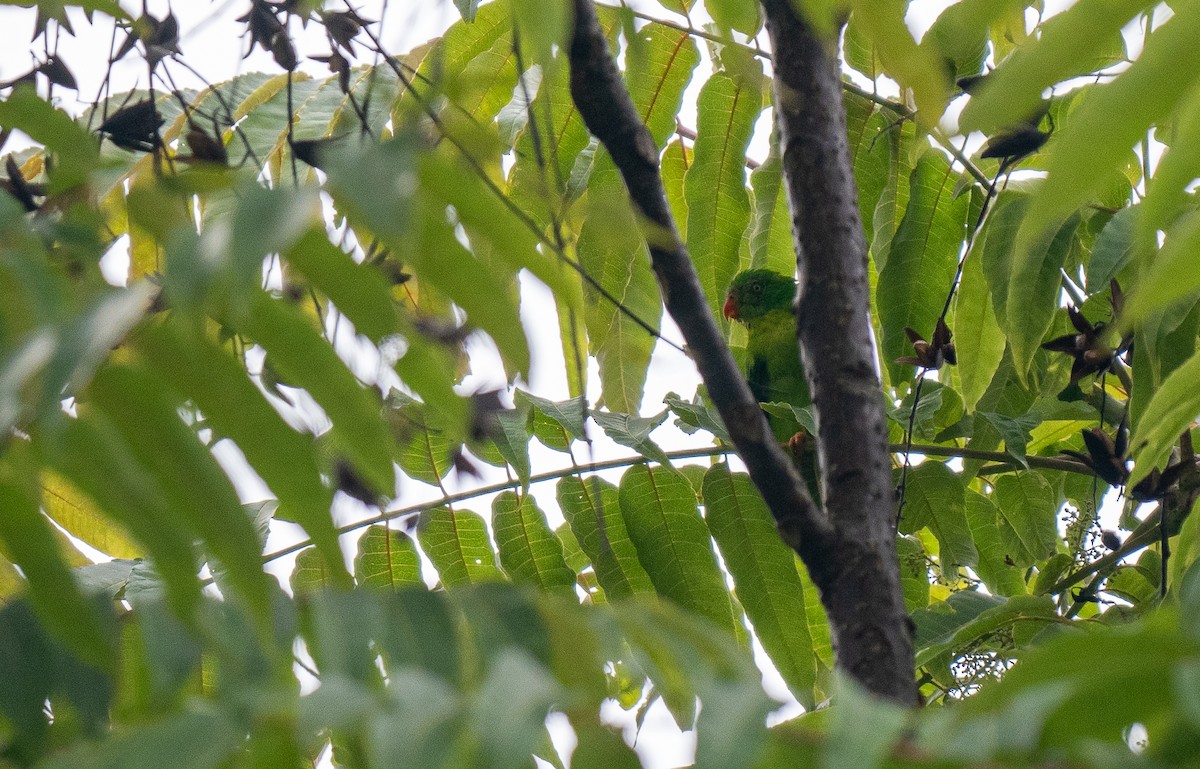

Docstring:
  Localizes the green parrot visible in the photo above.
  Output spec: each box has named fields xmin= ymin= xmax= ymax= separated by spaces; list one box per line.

xmin=722 ymin=268 xmax=809 ymax=413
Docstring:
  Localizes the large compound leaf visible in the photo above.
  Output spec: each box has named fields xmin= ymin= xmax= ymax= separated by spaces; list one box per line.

xmin=136 ymin=320 xmax=348 ymax=587
xmin=557 ymin=476 xmax=654 ymax=598
xmin=878 ymin=150 xmax=969 ymax=381
xmin=702 ymin=464 xmax=817 ymax=707
xmin=685 ymin=69 xmax=763 ymax=324
xmin=1008 ymin=1 xmax=1200 ymax=258
xmin=618 ymin=465 xmax=737 ymax=635
xmin=89 ymin=363 xmax=272 ymax=618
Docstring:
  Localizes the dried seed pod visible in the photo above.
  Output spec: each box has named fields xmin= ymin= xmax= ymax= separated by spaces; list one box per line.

xmin=37 ymin=55 xmax=77 ymax=90
xmin=98 ymin=99 xmax=164 ymax=152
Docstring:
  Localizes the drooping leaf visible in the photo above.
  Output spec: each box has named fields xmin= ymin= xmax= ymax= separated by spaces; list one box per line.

xmin=136 ymin=320 xmax=349 ymax=587
xmin=685 ymin=68 xmax=763 ymax=323
xmin=878 ymin=150 xmax=969 ymax=381
xmin=0 ymin=453 xmax=113 ymax=670
xmin=492 ymin=491 xmax=576 ymax=593
xmin=618 ymin=464 xmax=737 ymax=635
xmin=702 ymin=464 xmax=817 ymax=707
xmin=557 ymin=476 xmax=654 ymax=598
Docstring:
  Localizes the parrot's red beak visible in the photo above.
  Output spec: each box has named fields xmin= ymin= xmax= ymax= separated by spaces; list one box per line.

xmin=723 ymin=295 xmax=738 ymax=320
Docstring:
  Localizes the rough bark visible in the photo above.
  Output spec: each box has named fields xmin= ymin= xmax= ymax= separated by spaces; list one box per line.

xmin=568 ymin=0 xmax=832 ymax=561
xmin=567 ymin=0 xmax=916 ymax=704
xmin=759 ymin=0 xmax=916 ymax=704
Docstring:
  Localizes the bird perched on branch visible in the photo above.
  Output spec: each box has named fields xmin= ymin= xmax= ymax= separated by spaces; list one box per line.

xmin=723 ymin=269 xmax=809 ymax=435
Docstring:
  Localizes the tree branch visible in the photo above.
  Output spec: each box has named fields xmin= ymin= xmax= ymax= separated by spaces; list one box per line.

xmin=759 ymin=0 xmax=917 ymax=704
xmin=567 ymin=0 xmax=834 ymax=558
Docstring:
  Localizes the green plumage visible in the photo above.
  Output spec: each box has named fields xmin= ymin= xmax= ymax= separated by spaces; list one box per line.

xmin=723 ymin=269 xmax=808 ymax=412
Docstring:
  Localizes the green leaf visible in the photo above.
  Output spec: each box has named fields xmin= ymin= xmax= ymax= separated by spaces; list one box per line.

xmin=0 ymin=599 xmax=55 ymax=739
xmin=844 ymin=94 xmax=892 ymax=249
xmin=824 ymin=674 xmax=910 ymax=769
xmin=1124 ymin=208 xmax=1200 ymax=327
xmin=978 ymin=411 xmax=1040 ymax=469
xmin=702 ymin=465 xmax=817 ymax=707
xmin=290 ymin=548 xmax=331 ymax=597
xmin=367 ymin=669 xmax=462 ymax=769
xmin=1129 ymin=346 xmax=1200 ymax=488
xmin=557 ymin=476 xmax=654 ymax=598
xmin=0 ymin=85 xmax=98 ymax=190
xmin=40 ymin=415 xmax=201 ymax=616
xmin=490 ymin=406 xmax=532 ymax=487
xmin=391 ymin=398 xmax=457 ymax=486
xmin=492 ymin=491 xmax=576 ymax=594
xmin=355 ymin=525 xmax=423 ymax=589
xmin=40 ymin=469 xmax=142 ymax=559
xmin=1011 ymin=0 xmax=1200 ymax=257
xmin=747 ymin=136 xmax=795 ymax=276
xmin=572 ymin=723 xmax=642 ymax=769
xmin=847 ymin=0 xmax=949 ymax=124
xmin=591 ymin=409 xmax=671 ymax=466
xmin=960 ymin=0 xmax=1156 ymax=134
xmin=88 ymin=364 xmax=271 ymax=619
xmin=685 ymin=70 xmax=763 ymax=324
xmin=417 ymin=507 xmax=504 ymax=587
xmin=964 ymin=490 xmax=1027 ymax=597
xmin=915 ymin=594 xmax=1055 ymax=668
xmin=470 ymin=648 xmax=563 ymax=769
xmin=39 ymin=707 xmax=243 ymax=769
xmin=899 ymin=461 xmax=976 ymax=572
xmin=1086 ymin=203 xmax=1141 ymax=294
xmin=136 ymin=320 xmax=348 ymax=587
xmin=1141 ymin=79 xmax=1200 ymax=240
xmin=238 ymin=293 xmax=395 ymax=495
xmin=896 ymin=534 xmax=931 ymax=611
xmin=517 ymin=392 xmax=588 ymax=452
xmin=954 ymin=229 xmax=1006 ymax=414
xmin=283 ymin=229 xmax=398 ymax=343
xmin=1006 ymin=213 xmax=1080 ymax=380
xmin=0 ymin=457 xmax=112 ymax=671
xmin=627 ymin=22 xmax=701 ymax=147
xmin=576 ymin=158 xmax=662 ymax=412
xmin=878 ymin=150 xmax=970 ymax=380
xmin=920 ymin=1 xmax=988 ymax=81
xmin=993 ymin=472 xmax=1060 ymax=567
xmin=663 ymin=139 xmax=690 ymax=239
xmin=378 ymin=588 xmax=461 ymax=685
xmin=618 ymin=464 xmax=737 ymax=634
xmin=912 ymin=590 xmax=1005 ymax=652
xmin=706 ymin=0 xmax=760 ymax=34
xmin=664 ymin=391 xmax=730 ymax=443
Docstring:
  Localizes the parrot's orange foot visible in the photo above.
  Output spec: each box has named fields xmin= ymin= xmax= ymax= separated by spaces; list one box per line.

xmin=786 ymin=429 xmax=809 ymax=459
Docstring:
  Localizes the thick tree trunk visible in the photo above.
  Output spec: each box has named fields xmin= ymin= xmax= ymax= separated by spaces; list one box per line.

xmin=567 ymin=0 xmax=916 ymax=705
xmin=759 ymin=0 xmax=916 ymax=704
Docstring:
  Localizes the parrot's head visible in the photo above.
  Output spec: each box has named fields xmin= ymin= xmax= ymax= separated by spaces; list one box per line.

xmin=723 ymin=269 xmax=796 ymax=322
